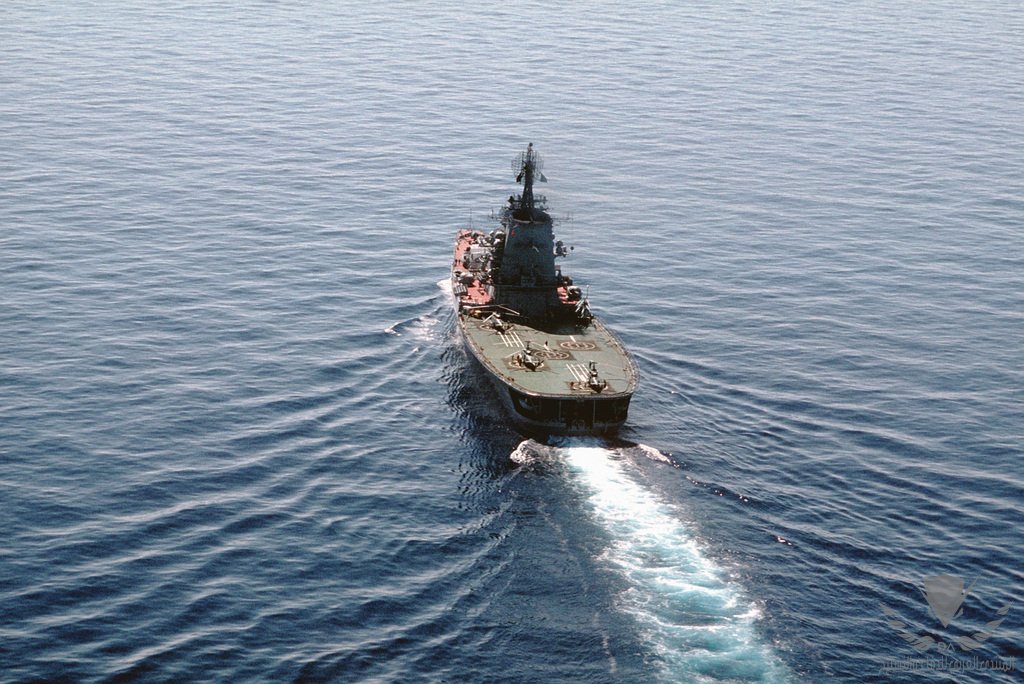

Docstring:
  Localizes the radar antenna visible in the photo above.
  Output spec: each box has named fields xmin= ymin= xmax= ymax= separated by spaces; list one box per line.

xmin=510 ymin=143 xmax=550 ymax=223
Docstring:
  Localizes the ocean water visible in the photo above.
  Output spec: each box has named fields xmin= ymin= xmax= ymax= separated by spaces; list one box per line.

xmin=2 ymin=1 xmax=1022 ymax=682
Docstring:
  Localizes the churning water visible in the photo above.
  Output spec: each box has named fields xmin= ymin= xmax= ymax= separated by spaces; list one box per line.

xmin=515 ymin=439 xmax=790 ymax=682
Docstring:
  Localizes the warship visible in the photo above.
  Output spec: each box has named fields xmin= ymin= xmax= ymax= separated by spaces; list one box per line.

xmin=451 ymin=144 xmax=638 ymax=434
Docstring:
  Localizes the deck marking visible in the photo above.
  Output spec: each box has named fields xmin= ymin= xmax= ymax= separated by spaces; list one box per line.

xmin=560 ymin=339 xmax=598 ymax=351
xmin=499 ymin=331 xmax=525 ymax=348
xmin=567 ymin=363 xmax=590 ymax=383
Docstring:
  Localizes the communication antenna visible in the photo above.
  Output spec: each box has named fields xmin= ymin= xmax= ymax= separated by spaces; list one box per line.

xmin=510 ymin=143 xmax=550 ymax=223
xmin=512 ymin=143 xmax=546 ymax=182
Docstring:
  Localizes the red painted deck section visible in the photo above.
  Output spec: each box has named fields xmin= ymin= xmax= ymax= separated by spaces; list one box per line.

xmin=453 ymin=230 xmax=492 ymax=307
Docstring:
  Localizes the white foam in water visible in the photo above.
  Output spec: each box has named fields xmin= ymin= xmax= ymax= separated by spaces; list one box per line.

xmin=509 ymin=441 xmax=539 ymax=466
xmin=560 ymin=444 xmax=790 ymax=683
xmin=636 ymin=443 xmax=674 ymax=465
xmin=383 ymin=315 xmax=438 ymax=344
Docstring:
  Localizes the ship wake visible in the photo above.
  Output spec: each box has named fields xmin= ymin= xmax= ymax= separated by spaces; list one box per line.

xmin=512 ymin=439 xmax=789 ymax=683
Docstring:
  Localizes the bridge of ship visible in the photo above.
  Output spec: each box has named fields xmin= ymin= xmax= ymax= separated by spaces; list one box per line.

xmin=452 ymin=229 xmax=582 ymax=313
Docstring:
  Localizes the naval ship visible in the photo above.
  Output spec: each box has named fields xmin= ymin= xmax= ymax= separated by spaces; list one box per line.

xmin=451 ymin=144 xmax=638 ymax=434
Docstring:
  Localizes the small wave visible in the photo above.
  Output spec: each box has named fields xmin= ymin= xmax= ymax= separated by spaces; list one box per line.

xmin=634 ymin=442 xmax=675 ymax=465
xmin=383 ymin=280 xmax=452 ymax=339
xmin=520 ymin=439 xmax=789 ymax=682
xmin=384 ymin=314 xmax=441 ymax=342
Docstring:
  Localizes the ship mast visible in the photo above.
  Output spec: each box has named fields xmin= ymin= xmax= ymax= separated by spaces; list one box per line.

xmin=511 ymin=143 xmax=550 ymax=223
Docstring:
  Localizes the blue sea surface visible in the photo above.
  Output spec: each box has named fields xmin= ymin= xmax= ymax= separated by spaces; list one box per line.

xmin=2 ymin=1 xmax=1022 ymax=681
